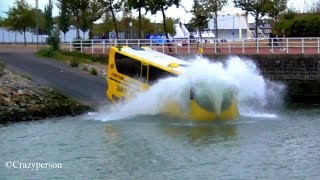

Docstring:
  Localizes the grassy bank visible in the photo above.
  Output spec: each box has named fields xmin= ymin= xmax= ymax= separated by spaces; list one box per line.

xmin=36 ymin=48 xmax=108 ymax=65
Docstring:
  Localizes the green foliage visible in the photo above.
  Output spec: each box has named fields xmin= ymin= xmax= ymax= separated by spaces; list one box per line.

xmin=57 ymin=0 xmax=89 ymax=38
xmin=190 ymin=0 xmax=210 ymax=32
xmin=283 ymin=9 xmax=295 ymax=20
xmin=4 ymin=0 xmax=36 ymax=46
xmin=58 ymin=0 xmax=70 ymax=40
xmin=90 ymin=67 xmax=98 ymax=75
xmin=70 ymin=58 xmax=80 ymax=67
xmin=145 ymin=0 xmax=181 ymax=40
xmin=278 ymin=15 xmax=320 ymax=37
xmin=43 ymin=0 xmax=54 ymax=35
xmin=0 ymin=17 xmax=3 ymax=27
xmin=205 ymin=0 xmax=228 ymax=38
xmin=47 ymin=28 xmax=60 ymax=50
xmin=36 ymin=48 xmax=58 ymax=57
xmin=234 ymin=0 xmax=274 ymax=38
xmin=36 ymin=48 xmax=107 ymax=64
xmin=60 ymin=50 xmax=93 ymax=59
xmin=126 ymin=0 xmax=148 ymax=38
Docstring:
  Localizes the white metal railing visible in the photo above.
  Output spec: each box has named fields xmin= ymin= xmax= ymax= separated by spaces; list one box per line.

xmin=2 ymin=37 xmax=320 ymax=55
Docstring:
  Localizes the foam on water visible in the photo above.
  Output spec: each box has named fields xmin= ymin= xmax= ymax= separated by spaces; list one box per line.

xmin=87 ymin=56 xmax=285 ymax=121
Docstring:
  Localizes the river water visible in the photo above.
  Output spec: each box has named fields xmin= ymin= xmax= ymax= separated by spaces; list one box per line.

xmin=1 ymin=57 xmax=320 ymax=179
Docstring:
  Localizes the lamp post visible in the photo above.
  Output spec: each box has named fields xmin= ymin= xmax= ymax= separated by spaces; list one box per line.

xmin=35 ymin=0 xmax=39 ymax=49
xmin=129 ymin=21 xmax=132 ymax=39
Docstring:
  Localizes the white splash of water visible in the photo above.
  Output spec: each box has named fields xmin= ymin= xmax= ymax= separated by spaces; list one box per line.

xmin=87 ymin=56 xmax=284 ymax=121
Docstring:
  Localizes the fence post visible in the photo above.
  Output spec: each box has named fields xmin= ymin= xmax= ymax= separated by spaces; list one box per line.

xmin=318 ymin=38 xmax=320 ymax=54
xmin=138 ymin=39 xmax=140 ymax=47
xmin=242 ymin=39 xmax=245 ymax=54
xmin=188 ymin=38 xmax=190 ymax=54
xmin=103 ymin=40 xmax=105 ymax=54
xmin=69 ymin=41 xmax=72 ymax=52
xmin=80 ymin=40 xmax=83 ymax=53
xmin=162 ymin=41 xmax=164 ymax=53
xmin=214 ymin=39 xmax=217 ymax=54
xmin=302 ymin=38 xmax=304 ymax=54
xmin=175 ymin=40 xmax=177 ymax=54
xmin=270 ymin=39 xmax=274 ymax=54
xmin=91 ymin=39 xmax=94 ymax=54
xmin=228 ymin=42 xmax=231 ymax=54
xmin=286 ymin=38 xmax=289 ymax=54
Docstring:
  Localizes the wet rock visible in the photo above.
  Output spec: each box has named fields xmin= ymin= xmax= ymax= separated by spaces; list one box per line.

xmin=0 ymin=69 xmax=90 ymax=123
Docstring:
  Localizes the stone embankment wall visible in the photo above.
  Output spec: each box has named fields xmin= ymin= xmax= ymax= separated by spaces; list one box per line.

xmin=202 ymin=54 xmax=320 ymax=103
xmin=0 ymin=67 xmax=90 ymax=123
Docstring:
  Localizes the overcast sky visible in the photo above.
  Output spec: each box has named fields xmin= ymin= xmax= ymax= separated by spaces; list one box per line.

xmin=0 ymin=0 xmax=317 ymax=23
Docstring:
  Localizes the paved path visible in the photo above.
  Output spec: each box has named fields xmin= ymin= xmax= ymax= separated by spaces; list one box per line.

xmin=0 ymin=52 xmax=107 ymax=108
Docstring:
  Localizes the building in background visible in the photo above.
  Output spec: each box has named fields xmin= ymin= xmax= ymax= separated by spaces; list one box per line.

xmin=0 ymin=26 xmax=89 ymax=43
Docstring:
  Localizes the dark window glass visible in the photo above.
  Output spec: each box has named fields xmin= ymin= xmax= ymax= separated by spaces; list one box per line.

xmin=115 ymin=53 xmax=141 ymax=79
xmin=141 ymin=65 xmax=148 ymax=82
xmin=148 ymin=65 xmax=176 ymax=84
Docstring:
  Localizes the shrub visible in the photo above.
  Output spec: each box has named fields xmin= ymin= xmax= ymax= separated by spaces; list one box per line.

xmin=37 ymin=48 xmax=56 ymax=57
xmin=90 ymin=67 xmax=98 ymax=75
xmin=46 ymin=28 xmax=60 ymax=51
xmin=0 ymin=62 xmax=5 ymax=77
xmin=70 ymin=58 xmax=80 ymax=67
xmin=47 ymin=36 xmax=60 ymax=51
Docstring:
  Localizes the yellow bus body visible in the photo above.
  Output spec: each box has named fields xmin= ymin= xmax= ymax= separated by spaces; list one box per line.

xmin=106 ymin=46 xmax=238 ymax=121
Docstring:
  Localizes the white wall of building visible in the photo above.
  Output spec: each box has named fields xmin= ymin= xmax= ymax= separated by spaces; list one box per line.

xmin=0 ymin=27 xmax=89 ymax=43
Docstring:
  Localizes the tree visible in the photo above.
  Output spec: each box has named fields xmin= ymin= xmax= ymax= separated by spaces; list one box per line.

xmin=205 ymin=0 xmax=228 ymax=39
xmin=190 ymin=0 xmax=210 ymax=35
xmin=308 ymin=1 xmax=320 ymax=14
xmin=86 ymin=0 xmax=105 ymax=37
xmin=57 ymin=0 xmax=89 ymax=39
xmin=104 ymin=0 xmax=123 ymax=39
xmin=267 ymin=0 xmax=287 ymax=32
xmin=146 ymin=0 xmax=181 ymax=42
xmin=58 ymin=0 xmax=70 ymax=41
xmin=4 ymin=0 xmax=36 ymax=46
xmin=234 ymin=0 xmax=273 ymax=39
xmin=43 ymin=0 xmax=54 ymax=35
xmin=0 ymin=17 xmax=3 ymax=27
xmin=126 ymin=0 xmax=148 ymax=39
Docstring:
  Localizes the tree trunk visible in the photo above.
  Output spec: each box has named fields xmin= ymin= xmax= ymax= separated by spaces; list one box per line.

xmin=76 ymin=28 xmax=80 ymax=39
xmin=275 ymin=16 xmax=278 ymax=32
xmin=214 ymin=11 xmax=218 ymax=39
xmin=161 ymin=7 xmax=172 ymax=52
xmin=138 ymin=8 xmax=142 ymax=39
xmin=214 ymin=10 xmax=221 ymax=53
xmin=255 ymin=15 xmax=259 ymax=39
xmin=110 ymin=6 xmax=119 ymax=39
xmin=23 ymin=30 xmax=26 ymax=47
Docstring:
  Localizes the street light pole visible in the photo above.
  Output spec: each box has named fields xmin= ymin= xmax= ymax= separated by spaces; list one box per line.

xmin=36 ymin=0 xmax=39 ymax=49
xmin=129 ymin=21 xmax=132 ymax=39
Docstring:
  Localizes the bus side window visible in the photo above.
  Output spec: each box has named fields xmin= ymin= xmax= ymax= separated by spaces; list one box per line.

xmin=148 ymin=65 xmax=175 ymax=84
xmin=115 ymin=53 xmax=141 ymax=79
xmin=141 ymin=64 xmax=148 ymax=82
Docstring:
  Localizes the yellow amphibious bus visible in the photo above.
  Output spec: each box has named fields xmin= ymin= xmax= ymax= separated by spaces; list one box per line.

xmin=106 ymin=46 xmax=238 ymax=121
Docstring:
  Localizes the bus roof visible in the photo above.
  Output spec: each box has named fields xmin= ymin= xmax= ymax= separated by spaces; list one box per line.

xmin=118 ymin=46 xmax=189 ymax=74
